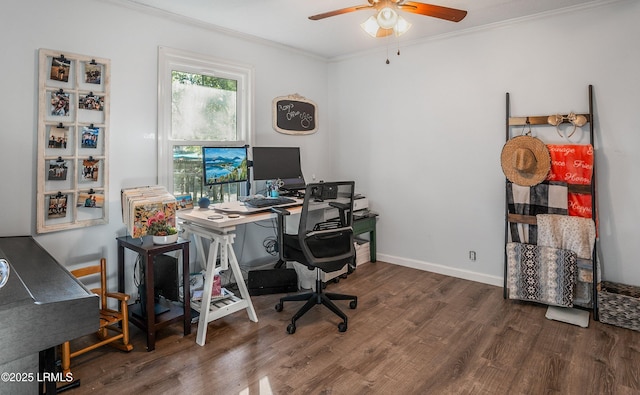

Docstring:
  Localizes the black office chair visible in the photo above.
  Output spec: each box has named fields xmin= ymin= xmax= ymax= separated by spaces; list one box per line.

xmin=273 ymin=181 xmax=358 ymax=334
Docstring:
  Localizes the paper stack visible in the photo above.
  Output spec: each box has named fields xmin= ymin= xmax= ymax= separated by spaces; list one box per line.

xmin=121 ymin=186 xmax=177 ymax=238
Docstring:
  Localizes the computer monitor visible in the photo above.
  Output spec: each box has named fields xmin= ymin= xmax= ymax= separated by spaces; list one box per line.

xmin=202 ymin=146 xmax=248 ymax=186
xmin=251 ymin=147 xmax=305 ymax=189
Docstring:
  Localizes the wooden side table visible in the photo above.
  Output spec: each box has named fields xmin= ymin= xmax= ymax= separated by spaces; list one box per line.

xmin=353 ymin=213 xmax=378 ymax=262
xmin=117 ymin=236 xmax=190 ymax=351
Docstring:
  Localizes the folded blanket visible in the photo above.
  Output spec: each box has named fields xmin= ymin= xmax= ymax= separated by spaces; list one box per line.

xmin=546 ymin=144 xmax=594 ymax=218
xmin=569 ymin=192 xmax=593 ymax=219
xmin=536 ymin=214 xmax=596 ymax=259
xmin=506 ymin=181 xmax=568 ymax=244
xmin=577 ymin=258 xmax=594 ymax=282
xmin=546 ymin=144 xmax=594 ymax=184
xmin=536 ymin=214 xmax=597 ymax=307
xmin=506 ymin=242 xmax=577 ymax=307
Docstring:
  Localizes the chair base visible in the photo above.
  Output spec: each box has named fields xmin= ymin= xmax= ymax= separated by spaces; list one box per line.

xmin=275 ymin=271 xmax=357 ymax=334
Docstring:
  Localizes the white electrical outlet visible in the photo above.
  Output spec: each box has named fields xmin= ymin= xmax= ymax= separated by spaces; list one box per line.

xmin=469 ymin=251 xmax=476 ymax=261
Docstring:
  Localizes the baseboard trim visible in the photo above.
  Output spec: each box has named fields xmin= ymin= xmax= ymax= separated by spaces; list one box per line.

xmin=377 ymin=253 xmax=503 ymax=287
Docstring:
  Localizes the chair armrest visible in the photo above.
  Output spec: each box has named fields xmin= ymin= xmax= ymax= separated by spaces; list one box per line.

xmin=105 ymin=291 xmax=130 ymax=302
xmin=329 ymin=202 xmax=349 ymax=211
xmin=271 ymin=207 xmax=291 ymax=216
xmin=329 ymin=202 xmax=350 ymax=226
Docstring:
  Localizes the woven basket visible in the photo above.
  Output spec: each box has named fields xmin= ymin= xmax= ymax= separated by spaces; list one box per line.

xmin=598 ymin=281 xmax=640 ymax=332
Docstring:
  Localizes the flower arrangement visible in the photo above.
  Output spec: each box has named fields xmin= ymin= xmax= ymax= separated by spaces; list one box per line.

xmin=146 ymin=210 xmax=177 ymax=236
xmin=131 ymin=201 xmax=176 ymax=237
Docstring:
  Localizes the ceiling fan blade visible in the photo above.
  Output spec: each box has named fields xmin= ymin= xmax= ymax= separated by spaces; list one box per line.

xmin=309 ymin=5 xmax=373 ymax=20
xmin=398 ymin=2 xmax=467 ymax=22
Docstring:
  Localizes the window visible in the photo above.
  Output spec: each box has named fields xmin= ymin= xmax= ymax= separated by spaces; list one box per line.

xmin=158 ymin=47 xmax=253 ymax=203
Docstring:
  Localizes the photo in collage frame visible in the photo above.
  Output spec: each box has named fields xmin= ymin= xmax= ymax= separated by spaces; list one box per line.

xmin=80 ymin=125 xmax=100 ymax=149
xmin=77 ymin=190 xmax=104 ymax=209
xmin=39 ymin=49 xmax=110 ymax=233
xmin=47 ymin=159 xmax=68 ymax=181
xmin=47 ymin=193 xmax=68 ymax=219
xmin=48 ymin=126 xmax=69 ymax=149
xmin=50 ymin=56 xmax=71 ymax=83
xmin=80 ymin=158 xmax=100 ymax=182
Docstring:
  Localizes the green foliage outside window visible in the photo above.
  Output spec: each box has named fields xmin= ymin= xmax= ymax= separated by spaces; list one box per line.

xmin=170 ymin=71 xmax=243 ymax=203
xmin=170 ymin=71 xmax=238 ymax=141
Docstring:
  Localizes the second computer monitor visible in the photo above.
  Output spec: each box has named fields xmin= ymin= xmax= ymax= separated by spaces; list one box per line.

xmin=252 ymin=146 xmax=305 ymax=189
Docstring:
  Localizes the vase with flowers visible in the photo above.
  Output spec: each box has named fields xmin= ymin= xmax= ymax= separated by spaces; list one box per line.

xmin=147 ymin=211 xmax=178 ymax=244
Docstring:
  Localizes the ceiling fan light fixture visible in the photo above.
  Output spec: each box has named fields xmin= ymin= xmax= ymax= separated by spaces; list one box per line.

xmin=361 ymin=11 xmax=410 ymax=38
xmin=376 ymin=7 xmax=398 ymax=29
xmin=393 ymin=15 xmax=411 ymax=36
xmin=360 ymin=16 xmax=380 ymax=37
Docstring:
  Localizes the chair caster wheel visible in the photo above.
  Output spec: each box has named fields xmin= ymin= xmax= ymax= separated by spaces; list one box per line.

xmin=349 ymin=300 xmax=357 ymax=309
xmin=338 ymin=322 xmax=347 ymax=332
xmin=287 ymin=323 xmax=296 ymax=334
xmin=275 ymin=303 xmax=283 ymax=312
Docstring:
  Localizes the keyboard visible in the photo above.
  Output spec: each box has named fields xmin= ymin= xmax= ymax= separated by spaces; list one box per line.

xmin=243 ymin=196 xmax=296 ymax=208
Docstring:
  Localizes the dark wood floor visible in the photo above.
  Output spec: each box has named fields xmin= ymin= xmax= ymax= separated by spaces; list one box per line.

xmin=62 ymin=261 xmax=640 ymax=395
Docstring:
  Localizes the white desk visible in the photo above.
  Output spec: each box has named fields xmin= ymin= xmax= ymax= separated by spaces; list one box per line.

xmin=178 ymin=197 xmax=374 ymax=346
xmin=177 ymin=199 xmax=303 ymax=346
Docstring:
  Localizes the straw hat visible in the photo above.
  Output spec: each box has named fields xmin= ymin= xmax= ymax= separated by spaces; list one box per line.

xmin=500 ymin=135 xmax=551 ymax=186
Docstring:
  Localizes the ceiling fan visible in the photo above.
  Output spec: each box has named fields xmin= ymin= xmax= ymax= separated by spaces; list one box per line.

xmin=309 ymin=0 xmax=467 ymax=37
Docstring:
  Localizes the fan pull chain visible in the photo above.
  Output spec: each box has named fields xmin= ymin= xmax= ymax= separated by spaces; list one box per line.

xmin=386 ymin=39 xmax=390 ymax=64
xmin=385 ymin=35 xmax=402 ymax=64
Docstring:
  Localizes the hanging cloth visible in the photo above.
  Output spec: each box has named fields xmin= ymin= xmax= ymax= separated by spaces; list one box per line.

xmin=536 ymin=214 xmax=595 ymax=259
xmin=506 ymin=181 xmax=568 ymax=244
xmin=506 ymin=242 xmax=577 ymax=307
xmin=546 ymin=144 xmax=594 ymax=218
xmin=537 ymin=213 xmax=597 ymax=306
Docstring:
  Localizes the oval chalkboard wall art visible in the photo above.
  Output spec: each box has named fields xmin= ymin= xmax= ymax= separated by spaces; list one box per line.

xmin=272 ymin=94 xmax=318 ymax=135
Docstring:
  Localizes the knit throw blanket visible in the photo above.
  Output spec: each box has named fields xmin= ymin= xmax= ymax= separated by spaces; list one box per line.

xmin=537 ymin=213 xmax=596 ymax=306
xmin=506 ymin=181 xmax=568 ymax=244
xmin=506 ymin=242 xmax=577 ymax=307
xmin=546 ymin=145 xmax=594 ymax=218
xmin=536 ymin=214 xmax=596 ymax=260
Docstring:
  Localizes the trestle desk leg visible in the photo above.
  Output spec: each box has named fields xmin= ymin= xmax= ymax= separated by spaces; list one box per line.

xmin=225 ymin=237 xmax=258 ymax=322
xmin=196 ymin=237 xmax=220 ymax=346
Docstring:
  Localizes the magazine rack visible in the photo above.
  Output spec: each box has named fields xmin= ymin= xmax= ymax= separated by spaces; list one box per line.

xmin=36 ymin=49 xmax=110 ymax=233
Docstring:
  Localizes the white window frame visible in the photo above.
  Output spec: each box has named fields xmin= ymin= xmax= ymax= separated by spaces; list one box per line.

xmin=157 ymin=46 xmax=254 ymax=192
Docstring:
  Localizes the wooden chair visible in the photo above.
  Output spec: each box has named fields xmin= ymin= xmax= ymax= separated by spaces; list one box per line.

xmin=61 ymin=258 xmax=133 ymax=375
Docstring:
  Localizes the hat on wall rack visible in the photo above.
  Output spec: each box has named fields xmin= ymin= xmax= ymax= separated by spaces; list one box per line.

xmin=501 ymin=135 xmax=551 ymax=186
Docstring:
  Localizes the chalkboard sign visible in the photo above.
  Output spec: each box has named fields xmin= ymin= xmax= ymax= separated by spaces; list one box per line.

xmin=272 ymin=94 xmax=318 ymax=135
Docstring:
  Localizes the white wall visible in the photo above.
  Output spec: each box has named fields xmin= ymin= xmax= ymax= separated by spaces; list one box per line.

xmin=1 ymin=0 xmax=638 ymax=296
xmin=0 ymin=0 xmax=331 ymax=294
xmin=328 ymin=0 xmax=640 ymax=286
